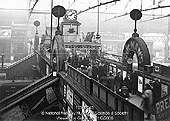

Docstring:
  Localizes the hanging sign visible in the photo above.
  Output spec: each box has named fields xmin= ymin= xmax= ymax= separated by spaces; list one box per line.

xmin=52 ymin=5 xmax=66 ymax=17
xmin=34 ymin=20 xmax=40 ymax=27
xmin=46 ymin=87 xmax=57 ymax=104
xmin=130 ymin=9 xmax=142 ymax=21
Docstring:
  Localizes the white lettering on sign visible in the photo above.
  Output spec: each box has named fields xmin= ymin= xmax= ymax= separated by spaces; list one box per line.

xmin=156 ymin=96 xmax=170 ymax=114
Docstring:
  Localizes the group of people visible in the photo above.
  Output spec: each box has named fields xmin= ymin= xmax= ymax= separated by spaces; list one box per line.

xmin=116 ymin=71 xmax=155 ymax=120
xmin=67 ymin=53 xmax=108 ymax=81
xmin=141 ymin=79 xmax=162 ymax=120
xmin=66 ymin=54 xmax=138 ymax=96
xmin=110 ymin=71 xmax=138 ymax=99
xmin=66 ymin=54 xmax=158 ymax=120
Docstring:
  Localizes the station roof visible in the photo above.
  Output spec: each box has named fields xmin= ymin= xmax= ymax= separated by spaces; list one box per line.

xmin=0 ymin=0 xmax=170 ymax=35
xmin=1 ymin=0 xmax=169 ymax=21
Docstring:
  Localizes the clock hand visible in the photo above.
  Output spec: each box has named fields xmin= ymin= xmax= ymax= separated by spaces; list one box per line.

xmin=69 ymin=12 xmax=75 ymax=16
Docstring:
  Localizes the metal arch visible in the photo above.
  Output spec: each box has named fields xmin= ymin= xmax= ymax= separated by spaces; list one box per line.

xmin=122 ymin=37 xmax=151 ymax=71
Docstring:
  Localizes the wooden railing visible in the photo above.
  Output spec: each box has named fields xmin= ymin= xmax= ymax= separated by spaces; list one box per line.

xmin=66 ymin=64 xmax=144 ymax=121
xmin=67 ymin=64 xmax=91 ymax=94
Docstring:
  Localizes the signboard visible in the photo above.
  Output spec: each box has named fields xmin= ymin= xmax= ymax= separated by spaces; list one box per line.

xmin=52 ymin=5 xmax=66 ymax=17
xmin=53 ymin=71 xmax=57 ymax=77
xmin=153 ymin=63 xmax=161 ymax=74
xmin=123 ymin=71 xmax=127 ymax=80
xmin=67 ymin=106 xmax=73 ymax=121
xmin=155 ymin=94 xmax=170 ymax=121
xmin=110 ymin=64 xmax=116 ymax=73
xmin=46 ymin=87 xmax=57 ymax=104
xmin=130 ymin=9 xmax=142 ymax=21
xmin=66 ymin=85 xmax=74 ymax=108
xmin=138 ymin=76 xmax=143 ymax=93
xmin=34 ymin=20 xmax=40 ymax=27
xmin=161 ymin=84 xmax=168 ymax=98
xmin=82 ymin=101 xmax=97 ymax=121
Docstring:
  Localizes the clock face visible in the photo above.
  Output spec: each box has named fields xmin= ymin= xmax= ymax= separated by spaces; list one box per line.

xmin=65 ymin=9 xmax=77 ymax=20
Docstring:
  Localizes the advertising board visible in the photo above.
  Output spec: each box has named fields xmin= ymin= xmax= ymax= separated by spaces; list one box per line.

xmin=138 ymin=76 xmax=143 ymax=93
xmin=155 ymin=94 xmax=170 ymax=121
xmin=66 ymin=85 xmax=74 ymax=108
xmin=123 ymin=71 xmax=127 ymax=80
xmin=82 ymin=101 xmax=97 ymax=121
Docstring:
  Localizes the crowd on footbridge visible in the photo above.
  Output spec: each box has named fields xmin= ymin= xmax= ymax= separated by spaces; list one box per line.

xmin=64 ymin=52 xmax=162 ymax=120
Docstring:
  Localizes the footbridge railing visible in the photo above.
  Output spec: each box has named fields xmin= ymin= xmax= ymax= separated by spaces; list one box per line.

xmin=64 ymin=64 xmax=144 ymax=121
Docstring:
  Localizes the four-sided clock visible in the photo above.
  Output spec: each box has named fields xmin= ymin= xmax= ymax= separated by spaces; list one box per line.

xmin=65 ymin=9 xmax=77 ymax=21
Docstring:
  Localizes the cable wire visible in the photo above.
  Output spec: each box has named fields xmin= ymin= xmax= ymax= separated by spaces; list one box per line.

xmin=77 ymin=0 xmax=120 ymax=15
xmin=68 ymin=0 xmax=76 ymax=8
xmin=28 ymin=0 xmax=39 ymax=18
xmin=142 ymin=5 xmax=170 ymax=11
xmin=102 ymin=12 xmax=128 ymax=23
xmin=140 ymin=14 xmax=170 ymax=23
xmin=102 ymin=4 xmax=170 ymax=23
xmin=100 ymin=2 xmax=116 ymax=14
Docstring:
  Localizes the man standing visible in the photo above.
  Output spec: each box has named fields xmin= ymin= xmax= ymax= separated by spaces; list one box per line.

xmin=92 ymin=62 xmax=98 ymax=80
xmin=141 ymin=83 xmax=153 ymax=120
xmin=87 ymin=64 xmax=93 ymax=78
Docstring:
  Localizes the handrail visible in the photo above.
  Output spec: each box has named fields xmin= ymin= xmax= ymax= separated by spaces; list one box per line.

xmin=0 ymin=73 xmax=54 ymax=114
xmin=34 ymin=50 xmax=51 ymax=67
xmin=67 ymin=64 xmax=91 ymax=94
xmin=6 ymin=53 xmax=35 ymax=69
